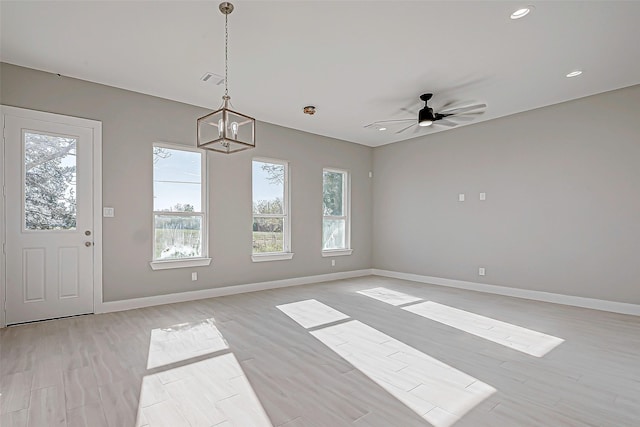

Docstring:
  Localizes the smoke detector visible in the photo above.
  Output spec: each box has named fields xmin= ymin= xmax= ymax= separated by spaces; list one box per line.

xmin=303 ymin=106 xmax=316 ymax=115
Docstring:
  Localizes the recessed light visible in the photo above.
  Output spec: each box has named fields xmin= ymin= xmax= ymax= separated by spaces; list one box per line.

xmin=378 ymin=127 xmax=386 ymax=131
xmin=566 ymin=70 xmax=583 ymax=78
xmin=510 ymin=6 xmax=533 ymax=19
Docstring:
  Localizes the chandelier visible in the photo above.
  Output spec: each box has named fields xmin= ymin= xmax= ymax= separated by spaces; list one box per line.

xmin=197 ymin=2 xmax=256 ymax=154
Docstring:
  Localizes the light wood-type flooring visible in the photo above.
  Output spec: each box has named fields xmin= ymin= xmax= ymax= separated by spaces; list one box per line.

xmin=1 ymin=275 xmax=639 ymax=426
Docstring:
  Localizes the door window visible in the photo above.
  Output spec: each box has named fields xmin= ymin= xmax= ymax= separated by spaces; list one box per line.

xmin=23 ymin=131 xmax=78 ymax=231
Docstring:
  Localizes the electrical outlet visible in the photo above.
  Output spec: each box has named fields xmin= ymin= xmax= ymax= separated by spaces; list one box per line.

xmin=191 ymin=272 xmax=197 ymax=281
xmin=331 ymin=259 xmax=336 ymax=267
xmin=478 ymin=267 xmax=486 ymax=276
xmin=458 ymin=193 xmax=465 ymax=202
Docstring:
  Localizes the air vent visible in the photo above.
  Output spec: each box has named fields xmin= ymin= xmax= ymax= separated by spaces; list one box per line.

xmin=200 ymin=72 xmax=224 ymax=85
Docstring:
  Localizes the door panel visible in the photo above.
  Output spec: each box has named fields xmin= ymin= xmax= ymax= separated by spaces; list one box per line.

xmin=5 ymin=114 xmax=94 ymax=324
xmin=59 ymin=247 xmax=80 ymax=298
xmin=23 ymin=248 xmax=46 ymax=302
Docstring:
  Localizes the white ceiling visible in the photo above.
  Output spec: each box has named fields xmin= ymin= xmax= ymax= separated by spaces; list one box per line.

xmin=2 ymin=1 xmax=639 ymax=147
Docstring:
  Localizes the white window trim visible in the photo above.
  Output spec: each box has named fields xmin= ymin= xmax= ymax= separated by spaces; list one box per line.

xmin=321 ymin=249 xmax=353 ymax=257
xmin=150 ymin=257 xmax=212 ymax=270
xmin=150 ymin=142 xmax=210 ymax=270
xmin=252 ymin=157 xmax=293 ymax=262
xmin=322 ymin=167 xmax=352 ymax=255
xmin=251 ymin=252 xmax=295 ymax=263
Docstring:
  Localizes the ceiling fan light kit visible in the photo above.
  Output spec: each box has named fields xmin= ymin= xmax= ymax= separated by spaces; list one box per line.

xmin=197 ymin=2 xmax=256 ymax=154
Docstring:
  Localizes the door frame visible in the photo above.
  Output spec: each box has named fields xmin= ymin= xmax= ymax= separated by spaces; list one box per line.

xmin=1 ymin=105 xmax=103 ymax=328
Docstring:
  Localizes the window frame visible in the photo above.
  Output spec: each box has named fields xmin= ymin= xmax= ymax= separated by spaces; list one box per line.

xmin=150 ymin=142 xmax=211 ymax=270
xmin=322 ymin=167 xmax=353 ymax=257
xmin=251 ymin=157 xmax=293 ymax=262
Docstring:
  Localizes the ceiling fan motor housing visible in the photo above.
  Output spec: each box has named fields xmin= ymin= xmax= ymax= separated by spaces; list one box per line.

xmin=419 ymin=106 xmax=435 ymax=124
xmin=418 ymin=93 xmax=436 ymax=125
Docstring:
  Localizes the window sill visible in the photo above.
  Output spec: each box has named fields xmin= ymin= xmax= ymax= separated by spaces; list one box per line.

xmin=150 ymin=258 xmax=212 ymax=270
xmin=321 ymin=249 xmax=353 ymax=257
xmin=252 ymin=252 xmax=295 ymax=263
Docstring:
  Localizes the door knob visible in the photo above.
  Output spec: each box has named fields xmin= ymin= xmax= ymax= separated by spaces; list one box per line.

xmin=85 ymin=242 xmax=93 ymax=247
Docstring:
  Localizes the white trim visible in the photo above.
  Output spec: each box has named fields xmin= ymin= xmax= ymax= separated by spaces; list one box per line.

xmin=252 ymin=252 xmax=294 ymax=262
xmin=150 ymin=257 xmax=212 ymax=270
xmin=1 ymin=106 xmax=103 ymax=327
xmin=322 ymin=167 xmax=351 ymax=252
xmin=91 ymin=119 xmax=103 ymax=317
xmin=98 ymin=269 xmax=373 ymax=313
xmin=372 ymin=269 xmax=640 ymax=316
xmin=0 ymin=111 xmax=6 ymax=328
xmin=252 ymin=157 xmax=291 ymax=254
xmin=321 ymin=249 xmax=353 ymax=257
xmin=152 ymin=142 xmax=208 ymax=262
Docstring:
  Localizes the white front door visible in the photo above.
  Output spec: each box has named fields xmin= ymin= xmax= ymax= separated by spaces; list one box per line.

xmin=4 ymin=109 xmax=97 ymax=324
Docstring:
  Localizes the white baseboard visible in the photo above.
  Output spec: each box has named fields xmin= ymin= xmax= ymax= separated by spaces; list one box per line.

xmin=372 ymin=269 xmax=640 ymax=316
xmin=98 ymin=269 xmax=373 ymax=314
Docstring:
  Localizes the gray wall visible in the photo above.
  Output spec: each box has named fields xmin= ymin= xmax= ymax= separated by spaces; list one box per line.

xmin=1 ymin=63 xmax=373 ymax=302
xmin=3 ymin=62 xmax=639 ymax=306
xmin=373 ymin=84 xmax=640 ymax=304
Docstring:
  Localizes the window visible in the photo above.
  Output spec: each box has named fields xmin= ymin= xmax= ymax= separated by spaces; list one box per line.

xmin=252 ymin=159 xmax=293 ymax=262
xmin=24 ymin=131 xmax=77 ymax=230
xmin=151 ymin=144 xmax=210 ymax=270
xmin=322 ymin=168 xmax=352 ymax=256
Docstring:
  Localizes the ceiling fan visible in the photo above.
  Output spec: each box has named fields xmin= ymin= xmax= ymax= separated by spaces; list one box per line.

xmin=365 ymin=93 xmax=486 ymax=134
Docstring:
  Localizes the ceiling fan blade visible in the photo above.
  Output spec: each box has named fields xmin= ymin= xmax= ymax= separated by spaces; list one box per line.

xmin=364 ymin=119 xmax=414 ymax=129
xmin=456 ymin=111 xmax=484 ymax=115
xmin=437 ymin=99 xmax=459 ymax=111
xmin=395 ymin=123 xmax=417 ymax=134
xmin=447 ymin=111 xmax=485 ymax=121
xmin=448 ymin=115 xmax=478 ymax=122
xmin=434 ymin=119 xmax=458 ymax=127
xmin=372 ymin=118 xmax=415 ymax=124
xmin=439 ymin=103 xmax=486 ymax=114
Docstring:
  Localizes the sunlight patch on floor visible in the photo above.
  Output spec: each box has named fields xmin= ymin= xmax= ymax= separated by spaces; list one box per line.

xmin=138 ymin=353 xmax=272 ymax=427
xmin=358 ymin=287 xmax=565 ymax=357
xmin=146 ymin=318 xmax=229 ymax=369
xmin=404 ymin=301 xmax=565 ymax=357
xmin=140 ymin=318 xmax=272 ymax=426
xmin=279 ymin=299 xmax=496 ymax=427
xmin=276 ymin=298 xmax=350 ymax=329
xmin=357 ymin=287 xmax=423 ymax=306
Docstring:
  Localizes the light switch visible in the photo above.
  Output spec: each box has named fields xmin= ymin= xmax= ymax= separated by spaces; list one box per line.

xmin=458 ymin=194 xmax=465 ymax=202
xmin=479 ymin=192 xmax=486 ymax=201
xmin=103 ymin=207 xmax=115 ymax=217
